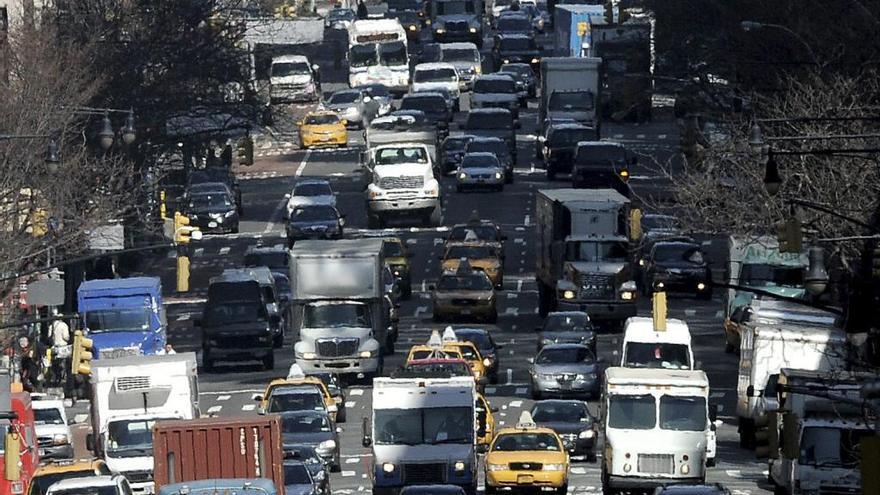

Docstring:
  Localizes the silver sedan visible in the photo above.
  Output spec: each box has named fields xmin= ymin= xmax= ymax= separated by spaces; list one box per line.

xmin=325 ymin=89 xmax=375 ymax=128
xmin=529 ymin=343 xmax=602 ymax=400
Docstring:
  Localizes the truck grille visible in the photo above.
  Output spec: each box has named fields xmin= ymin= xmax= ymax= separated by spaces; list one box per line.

xmin=379 ymin=175 xmax=424 ymax=189
xmin=509 ymin=462 xmax=542 ymax=470
xmin=100 ymin=347 xmax=140 ymax=360
xmin=579 ymin=274 xmax=615 ymax=298
xmin=637 ymin=454 xmax=674 ymax=475
xmin=316 ymin=338 xmax=359 ymax=357
xmin=403 ymin=463 xmax=445 ymax=484
xmin=448 ymin=20 xmax=468 ymax=31
xmin=37 ymin=436 xmax=54 ymax=448
xmin=124 ymin=470 xmax=154 ymax=483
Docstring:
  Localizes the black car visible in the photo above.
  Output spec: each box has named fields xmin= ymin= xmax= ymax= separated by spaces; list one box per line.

xmin=280 ymin=410 xmax=341 ymax=471
xmin=418 ymin=42 xmax=443 ymax=64
xmin=189 ymin=167 xmax=243 ymax=215
xmin=643 ymin=241 xmax=712 ymax=298
xmin=531 ymin=400 xmax=599 ymax=461
xmin=440 ymin=135 xmax=475 ymax=175
xmin=538 ymin=121 xmax=597 ymax=179
xmin=652 ymin=484 xmax=731 ymax=495
xmin=399 ymin=92 xmax=452 ymax=130
xmin=571 ymin=141 xmax=634 ymax=195
xmin=537 ymin=311 xmax=595 ymax=353
xmin=462 ymin=108 xmax=517 ymax=164
xmin=492 ymin=34 xmax=540 ymax=71
xmin=283 ymin=445 xmax=331 ymax=495
xmin=286 ymin=205 xmax=345 ymax=247
xmin=283 ymin=460 xmax=320 ymax=495
xmin=494 ymin=12 xmax=533 ymax=37
xmin=452 ymin=326 xmax=502 ymax=384
xmin=499 ymin=62 xmax=537 ymax=99
xmin=465 ymin=137 xmax=513 ymax=183
xmin=185 ymin=191 xmax=239 ymax=234
xmin=309 ymin=372 xmax=347 ymax=423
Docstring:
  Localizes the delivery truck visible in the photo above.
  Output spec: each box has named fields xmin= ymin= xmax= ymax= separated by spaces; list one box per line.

xmin=554 ymin=4 xmax=606 ymax=57
xmin=539 ymin=57 xmax=602 ymax=137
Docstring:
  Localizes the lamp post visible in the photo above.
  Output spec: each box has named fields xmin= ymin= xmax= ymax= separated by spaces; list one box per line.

xmin=64 ymin=107 xmax=137 ymax=150
xmin=740 ymin=20 xmax=820 ymax=66
xmin=0 ymin=134 xmax=62 ymax=172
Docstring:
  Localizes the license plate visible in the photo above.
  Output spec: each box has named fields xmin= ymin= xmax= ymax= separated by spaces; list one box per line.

xmin=517 ymin=474 xmax=534 ymax=484
xmin=208 ymin=221 xmax=218 ymax=228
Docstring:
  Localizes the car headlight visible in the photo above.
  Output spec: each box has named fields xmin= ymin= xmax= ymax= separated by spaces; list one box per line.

xmin=680 ymin=464 xmax=690 ymax=475
xmin=383 ymin=462 xmax=396 ymax=473
xmin=52 ymin=434 xmax=69 ymax=445
xmin=469 ymin=27 xmax=477 ymax=33
xmin=575 ymin=372 xmax=597 ymax=380
xmin=531 ymin=58 xmax=539 ymax=64
xmin=638 ymin=258 xmax=645 ymax=266
xmin=369 ymin=189 xmax=385 ymax=199
xmin=620 ymin=291 xmax=635 ymax=301
xmin=578 ymin=430 xmax=594 ymax=439
xmin=317 ymin=439 xmax=337 ymax=452
xmin=224 ymin=210 xmax=236 ymax=218
xmin=359 ymin=350 xmax=375 ymax=358
xmin=487 ymin=463 xmax=507 ymax=471
xmin=562 ymin=290 xmax=576 ymax=299
xmin=502 ymin=59 xmax=510 ymax=64
xmin=454 ymin=461 xmax=466 ymax=471
xmin=543 ymin=463 xmax=565 ymax=471
xmin=494 ymin=171 xmax=503 ymax=180
xmin=409 ymin=25 xmax=417 ymax=31
xmin=459 ymin=172 xmax=467 ymax=180
xmin=697 ymin=282 xmax=707 ymax=291
xmin=300 ymin=352 xmax=317 ymax=360
xmin=483 ymin=358 xmax=492 ymax=366
xmin=435 ymin=28 xmax=446 ymax=33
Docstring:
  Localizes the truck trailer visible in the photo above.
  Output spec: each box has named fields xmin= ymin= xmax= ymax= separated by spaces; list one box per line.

xmin=539 ymin=57 xmax=602 ymax=137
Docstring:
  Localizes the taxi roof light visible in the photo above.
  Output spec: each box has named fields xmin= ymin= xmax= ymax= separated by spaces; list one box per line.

xmin=442 ymin=326 xmax=459 ymax=343
xmin=516 ymin=411 xmax=537 ymax=429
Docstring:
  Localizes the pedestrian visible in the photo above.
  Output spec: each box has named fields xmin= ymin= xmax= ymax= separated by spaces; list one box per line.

xmin=48 ymin=309 xmax=71 ymax=389
xmin=357 ymin=0 xmax=368 ymax=19
xmin=18 ymin=336 xmax=42 ymax=393
xmin=156 ymin=343 xmax=177 ymax=355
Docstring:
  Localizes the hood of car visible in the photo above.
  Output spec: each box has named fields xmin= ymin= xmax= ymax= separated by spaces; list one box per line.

xmin=540 ymin=331 xmax=596 ymax=344
xmin=433 ymin=288 xmax=494 ymax=299
xmin=532 ymin=362 xmax=598 ymax=375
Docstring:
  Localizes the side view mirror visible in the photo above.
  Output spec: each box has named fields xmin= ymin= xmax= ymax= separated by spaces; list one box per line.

xmin=253 ymin=394 xmax=264 ymax=402
xmin=284 ymin=193 xmax=291 ymax=199
xmin=746 ymin=385 xmax=756 ymax=398
xmin=67 ymin=418 xmax=76 ymax=425
xmin=708 ymin=402 xmax=719 ymax=422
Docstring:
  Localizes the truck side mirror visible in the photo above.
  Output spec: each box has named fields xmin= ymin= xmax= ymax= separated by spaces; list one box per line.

xmin=708 ymin=402 xmax=718 ymax=422
xmin=362 ymin=417 xmax=372 ymax=447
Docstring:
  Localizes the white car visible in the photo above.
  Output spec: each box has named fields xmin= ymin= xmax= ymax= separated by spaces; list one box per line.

xmin=46 ymin=475 xmax=133 ymax=495
xmin=284 ymin=179 xmax=337 ymax=219
xmin=31 ymin=398 xmax=73 ymax=460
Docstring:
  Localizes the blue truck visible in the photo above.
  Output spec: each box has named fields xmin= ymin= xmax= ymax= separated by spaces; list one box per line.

xmin=554 ymin=4 xmax=606 ymax=57
xmin=77 ymin=277 xmax=167 ymax=359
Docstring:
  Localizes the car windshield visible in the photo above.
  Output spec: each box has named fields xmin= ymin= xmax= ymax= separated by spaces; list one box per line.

xmin=304 ymin=113 xmax=340 ymax=125
xmin=380 ymin=41 xmax=408 ymax=66
xmin=107 ymin=418 xmax=159 ymax=456
xmin=189 ymin=193 xmax=232 ymax=209
xmin=799 ymin=426 xmax=871 ymax=468
xmin=376 ymin=147 xmax=429 ymax=164
xmin=499 ymin=37 xmax=536 ymax=51
xmin=295 ymin=183 xmax=332 ymax=196
xmin=273 ymin=61 xmax=311 ymax=77
xmin=204 ymin=302 xmax=265 ymax=325
xmin=282 ymin=413 xmax=332 ymax=433
xmin=52 ymin=487 xmax=118 ymax=495
xmin=544 ymin=313 xmax=590 ymax=332
xmin=415 ymin=67 xmax=458 ymax=83
xmin=268 ymin=390 xmax=324 ymax=413
xmin=437 ymin=274 xmax=493 ymax=291
xmin=303 ymin=302 xmax=370 ymax=328
xmin=292 ymin=205 xmax=337 ymax=222
xmin=444 ymin=138 xmax=471 ymax=152
xmin=244 ymin=252 xmax=288 ymax=269
xmin=446 ymin=245 xmax=495 ymax=259
xmin=549 ymin=91 xmax=594 ymax=111
xmin=329 ymin=92 xmax=360 ymax=104
xmin=659 ymin=396 xmax=707 ymax=431
xmin=566 ymin=241 xmax=629 ymax=262
xmin=461 ymin=154 xmax=500 ymax=168
xmin=466 ymin=141 xmax=508 ymax=157
xmin=85 ymin=308 xmax=150 ymax=333
xmin=442 ymin=48 xmax=479 ymax=63
xmin=643 ymin=215 xmax=679 ymax=231
xmin=383 ymin=241 xmax=405 ymax=257
xmin=283 ymin=463 xmax=313 ymax=484
xmin=608 ymin=394 xmax=656 ymax=430
xmin=624 ymin=342 xmax=691 ymax=370
xmin=474 ymin=78 xmax=517 ymax=93
xmin=653 ymin=244 xmax=704 ymax=264
xmin=285 ymin=446 xmax=323 ymax=465
xmin=449 ymin=225 xmax=499 ymax=242
xmin=437 ymin=0 xmax=474 ymax=14
xmin=34 ymin=408 xmax=64 ymax=425
xmin=536 ymin=346 xmax=594 ymax=364
xmin=375 ymin=407 xmax=474 ymax=445
xmin=549 ymin=128 xmax=593 ymax=145
xmin=466 ymin=112 xmax=513 ymax=129
xmin=493 ymin=433 xmax=561 ymax=451
xmin=31 ymin=471 xmax=103 ymax=495
xmin=497 ymin=16 xmax=530 ymax=31
xmin=532 ymin=403 xmax=590 ymax=423
xmin=351 ymin=44 xmax=378 ymax=67
xmin=741 ymin=263 xmax=805 ymax=288
xmin=576 ymin=144 xmax=627 ymax=163
xmin=401 ymin=96 xmax=446 ymax=114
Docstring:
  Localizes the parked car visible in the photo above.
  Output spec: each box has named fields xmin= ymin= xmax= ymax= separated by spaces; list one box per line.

xmin=529 ymin=343 xmax=601 ymax=400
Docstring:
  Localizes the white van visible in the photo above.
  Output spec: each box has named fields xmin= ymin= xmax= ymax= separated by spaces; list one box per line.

xmin=269 ymin=55 xmax=320 ymax=104
xmin=438 ymin=42 xmax=481 ymax=90
xmin=602 ymin=367 xmax=714 ymax=493
xmin=620 ymin=316 xmax=694 ymax=371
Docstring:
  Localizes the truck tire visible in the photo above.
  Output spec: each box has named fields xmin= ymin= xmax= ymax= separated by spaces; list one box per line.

xmin=337 ymin=406 xmax=347 ymax=423
xmin=556 ymin=484 xmax=568 ymax=495
xmin=601 ymin=468 xmax=615 ymax=495
xmin=263 ymin=352 xmax=275 ymax=371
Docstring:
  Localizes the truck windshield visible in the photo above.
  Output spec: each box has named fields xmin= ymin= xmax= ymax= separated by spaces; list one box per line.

xmin=380 ymin=41 xmax=408 ymax=66
xmin=474 ymin=78 xmax=516 ymax=93
xmin=34 ymin=408 xmax=64 ymax=425
xmin=437 ymin=1 xmax=474 ymax=15
xmin=624 ymin=342 xmax=691 ymax=370
xmin=659 ymin=396 xmax=706 ymax=431
xmin=566 ymin=241 xmax=628 ymax=262
xmin=272 ymin=62 xmax=311 ymax=77
xmin=374 ymin=406 xmax=473 ymax=445
xmin=85 ymin=308 xmax=150 ymax=333
xmin=351 ymin=44 xmax=378 ymax=68
xmin=107 ymin=418 xmax=159 ymax=457
xmin=204 ymin=302 xmax=266 ymax=325
xmin=799 ymin=426 xmax=871 ymax=468
xmin=549 ymin=91 xmax=594 ymax=111
xmin=303 ymin=302 xmax=371 ymax=328
xmin=415 ymin=68 xmax=458 ymax=83
xmin=608 ymin=394 xmax=655 ymax=430
xmin=442 ymin=48 xmax=478 ymax=63
xmin=549 ymin=128 xmax=592 ymax=146
xmin=492 ymin=433 xmax=561 ymax=451
xmin=740 ymin=263 xmax=804 ymax=287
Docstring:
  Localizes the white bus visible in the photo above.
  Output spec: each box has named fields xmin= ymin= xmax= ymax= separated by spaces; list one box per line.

xmin=602 ymin=367 xmax=714 ymax=494
xmin=348 ymin=19 xmax=410 ymax=93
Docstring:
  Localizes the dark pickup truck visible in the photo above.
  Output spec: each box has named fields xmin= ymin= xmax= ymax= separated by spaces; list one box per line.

xmin=462 ymin=108 xmax=517 ymax=165
xmin=538 ymin=121 xmax=597 ymax=180
xmin=571 ymin=141 xmax=634 ymax=196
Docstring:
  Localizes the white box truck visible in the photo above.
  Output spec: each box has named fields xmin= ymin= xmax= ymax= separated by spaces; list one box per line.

xmin=88 ymin=353 xmax=199 ymax=495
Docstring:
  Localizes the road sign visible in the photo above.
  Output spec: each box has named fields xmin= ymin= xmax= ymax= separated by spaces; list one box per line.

xmin=26 ymin=278 xmax=65 ymax=307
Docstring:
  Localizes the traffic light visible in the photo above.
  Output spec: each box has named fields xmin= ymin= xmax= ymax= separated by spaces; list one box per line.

xmin=652 ymin=291 xmax=667 ymax=332
xmin=173 ymin=211 xmax=201 ymax=245
xmin=71 ymin=330 xmax=93 ymax=376
xmin=872 ymin=246 xmax=880 ymax=278
xmin=777 ymin=216 xmax=802 ymax=253
xmin=237 ymin=136 xmax=254 ymax=166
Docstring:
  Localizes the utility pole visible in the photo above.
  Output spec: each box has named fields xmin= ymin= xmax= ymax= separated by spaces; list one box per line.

xmin=0 ymin=7 xmax=8 ymax=85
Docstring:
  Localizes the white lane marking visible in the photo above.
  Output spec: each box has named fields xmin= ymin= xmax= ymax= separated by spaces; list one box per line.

xmin=346 ymin=401 xmax=357 ymax=408
xmin=434 ymin=237 xmax=443 ymax=246
xmin=415 ymin=306 xmax=427 ymax=317
xmin=175 ymin=314 xmax=190 ymax=321
xmin=517 ymin=279 xmax=523 ymax=291
xmin=701 ymin=240 xmax=712 ymax=246
xmin=715 ymin=310 xmax=724 ymax=318
xmin=242 ymin=404 xmax=256 ymax=411
xmin=193 ymin=247 xmax=204 ymax=257
xmin=350 ymin=389 xmax=364 ymax=396
xmin=613 ymin=134 xmax=624 ymax=139
xmin=217 ymin=395 xmax=231 ymax=401
xmin=658 ymin=134 xmax=667 ymax=139
xmin=509 ymin=400 xmax=523 ymax=407
xmin=684 ymin=309 xmax=696 ymax=316
xmin=514 ymin=238 xmax=525 ymax=244
xmin=636 ymin=134 xmax=646 ymax=139
xmin=264 ymin=194 xmax=290 ymax=234
xmin=506 ymin=368 xmax=513 ymax=385
xmin=346 ymin=457 xmax=360 ymax=464
xmin=295 ymin=149 xmax=313 ymax=177
xmin=207 ymin=406 xmax=222 ymax=414
xmin=524 ymin=215 xmax=530 ymax=226
xmin=504 ymin=307 xmax=519 ymax=316
xmin=219 ymin=246 xmax=231 ymax=255
xmin=342 ymin=471 xmax=357 ymax=477
xmin=515 ymin=387 xmax=528 ymax=395
xmin=570 ymin=467 xmax=587 ymax=475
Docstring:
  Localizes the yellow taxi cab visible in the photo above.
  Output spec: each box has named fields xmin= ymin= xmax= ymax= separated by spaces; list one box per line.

xmin=406 ymin=345 xmax=464 ymax=364
xmin=485 ymin=412 xmax=570 ymax=495
xmin=382 ymin=237 xmax=413 ymax=298
xmin=29 ymin=459 xmax=112 ymax=495
xmin=475 ymin=393 xmax=497 ymax=449
xmin=440 ymin=241 xmax=504 ymax=289
xmin=299 ymin=110 xmax=348 ymax=149
xmin=255 ymin=366 xmax=338 ymax=422
xmin=440 ymin=327 xmax=488 ymax=381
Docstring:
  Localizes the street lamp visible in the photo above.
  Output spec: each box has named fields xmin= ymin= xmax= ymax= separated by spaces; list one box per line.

xmin=98 ymin=113 xmax=115 ymax=150
xmin=763 ymin=151 xmax=782 ymax=195
xmin=122 ymin=110 xmax=136 ymax=145
xmin=805 ymin=246 xmax=829 ymax=296
xmin=748 ymin=122 xmax=765 ymax=149
xmin=46 ymin=140 xmax=61 ymax=173
xmin=740 ymin=20 xmax=819 ymax=66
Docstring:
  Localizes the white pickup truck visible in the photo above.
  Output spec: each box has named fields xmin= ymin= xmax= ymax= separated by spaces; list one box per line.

xmin=364 ymin=143 xmax=442 ymax=228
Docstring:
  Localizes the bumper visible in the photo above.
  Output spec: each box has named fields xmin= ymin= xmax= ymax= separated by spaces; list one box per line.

xmin=271 ymin=90 xmax=318 ymax=103
xmin=296 ymin=356 xmax=380 ymax=374
xmin=433 ymin=30 xmax=480 ymax=43
xmin=190 ymin=216 xmax=238 ymax=234
xmin=130 ymin=481 xmax=155 ymax=495
xmin=433 ymin=301 xmax=496 ymax=319
xmin=556 ymin=300 xmax=637 ymax=322
xmin=652 ymin=274 xmax=711 ymax=295
xmin=487 ymin=470 xmax=567 ymax=488
xmin=369 ymin=197 xmax=439 ymax=214
xmin=458 ymin=175 xmax=505 ymax=188
xmin=532 ymin=377 xmax=600 ymax=397
xmin=301 ymin=133 xmax=347 ymax=148
xmin=38 ymin=443 xmax=74 ymax=459
xmin=545 ymin=152 xmax=575 ymax=172
xmin=607 ymin=475 xmax=704 ymax=491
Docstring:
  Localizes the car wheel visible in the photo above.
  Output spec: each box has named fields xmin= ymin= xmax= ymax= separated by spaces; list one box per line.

xmin=428 ymin=203 xmax=443 ymax=227
xmin=556 ymin=483 xmax=568 ymax=495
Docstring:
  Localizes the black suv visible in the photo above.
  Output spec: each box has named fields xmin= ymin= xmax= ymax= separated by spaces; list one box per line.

xmin=399 ymin=92 xmax=452 ymax=132
xmin=643 ymin=240 xmax=712 ymax=299
xmin=492 ymin=34 xmax=540 ymax=72
xmin=571 ymin=141 xmax=634 ymax=196
xmin=462 ymin=108 xmax=517 ymax=165
xmin=539 ymin=121 xmax=597 ymax=179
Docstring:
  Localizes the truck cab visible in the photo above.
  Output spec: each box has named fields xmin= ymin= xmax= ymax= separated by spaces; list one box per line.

xmin=77 ymin=277 xmax=167 ymax=359
xmin=620 ymin=317 xmax=694 ymax=371
xmin=429 ymin=0 xmax=484 ymax=47
xmin=269 ymin=54 xmax=320 ymax=104
xmin=364 ymin=143 xmax=442 ymax=228
xmin=1 ymin=390 xmax=39 ymax=495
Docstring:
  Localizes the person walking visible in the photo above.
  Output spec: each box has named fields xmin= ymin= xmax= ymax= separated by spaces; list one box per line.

xmin=48 ymin=309 xmax=71 ymax=389
xmin=357 ymin=0 xmax=368 ymax=19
